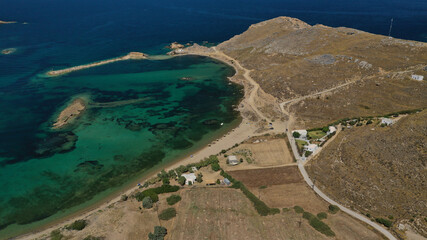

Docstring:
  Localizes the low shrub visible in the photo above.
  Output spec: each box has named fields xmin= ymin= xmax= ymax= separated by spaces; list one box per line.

xmin=66 ymin=219 xmax=87 ymax=231
xmin=136 ymin=185 xmax=180 ymax=202
xmin=166 ymin=195 xmax=182 ymax=205
xmin=50 ymin=229 xmax=64 ymax=240
xmin=158 ymin=208 xmax=177 ymax=220
xmin=294 ymin=206 xmax=304 ymax=214
xmin=142 ymin=196 xmax=153 ymax=209
xmin=309 ymin=217 xmax=335 ymax=236
xmin=211 ymin=162 xmax=220 ymax=171
xmin=328 ymin=204 xmax=340 ymax=214
xmin=269 ymin=208 xmax=280 ymax=215
xmin=375 ymin=218 xmax=392 ymax=228
xmin=83 ymin=236 xmax=103 ymax=240
xmin=317 ymin=212 xmax=327 ymax=220
xmin=148 ymin=226 xmax=167 ymax=240
xmin=282 ymin=208 xmax=290 ymax=212
xmin=302 ymin=211 xmax=316 ymax=220
xmin=121 ymin=194 xmax=128 ymax=201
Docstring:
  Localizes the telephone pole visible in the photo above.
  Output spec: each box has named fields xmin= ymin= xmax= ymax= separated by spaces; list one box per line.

xmin=388 ymin=18 xmax=393 ymax=37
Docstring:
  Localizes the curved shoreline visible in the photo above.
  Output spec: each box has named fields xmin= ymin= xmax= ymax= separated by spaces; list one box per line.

xmin=13 ymin=49 xmax=275 ymax=240
xmin=46 ymin=52 xmax=147 ymax=77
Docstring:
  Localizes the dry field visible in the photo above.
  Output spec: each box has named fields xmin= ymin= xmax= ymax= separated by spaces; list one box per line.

xmin=239 ymin=139 xmax=293 ymax=166
xmin=221 ymin=138 xmax=295 ymax=172
xmin=168 ymin=187 xmax=381 ymax=240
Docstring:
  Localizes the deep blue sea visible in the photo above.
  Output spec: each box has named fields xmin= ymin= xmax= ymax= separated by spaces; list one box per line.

xmin=0 ymin=0 xmax=426 ymax=238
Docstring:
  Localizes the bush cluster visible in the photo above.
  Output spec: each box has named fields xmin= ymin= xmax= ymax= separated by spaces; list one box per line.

xmin=294 ymin=206 xmax=304 ymax=214
xmin=66 ymin=219 xmax=87 ymax=231
xmin=309 ymin=216 xmax=335 ymax=236
xmin=135 ymin=184 xmax=180 ymax=202
xmin=142 ymin=196 xmax=153 ymax=209
xmin=328 ymin=204 xmax=340 ymax=214
xmin=317 ymin=212 xmax=328 ymax=220
xmin=148 ymin=226 xmax=167 ymax=240
xmin=298 ymin=211 xmax=335 ymax=236
xmin=166 ymin=195 xmax=182 ymax=205
xmin=158 ymin=208 xmax=177 ymax=220
xmin=375 ymin=218 xmax=393 ymax=228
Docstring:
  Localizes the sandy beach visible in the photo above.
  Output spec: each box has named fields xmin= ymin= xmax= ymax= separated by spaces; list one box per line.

xmin=17 ymin=47 xmax=286 ymax=239
xmin=46 ymin=52 xmax=147 ymax=77
xmin=52 ymin=98 xmax=86 ymax=129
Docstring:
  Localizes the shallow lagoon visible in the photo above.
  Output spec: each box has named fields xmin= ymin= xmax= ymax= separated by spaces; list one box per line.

xmin=0 ymin=55 xmax=243 ymax=237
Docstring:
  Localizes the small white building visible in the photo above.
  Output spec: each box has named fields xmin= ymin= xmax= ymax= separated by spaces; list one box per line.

xmin=328 ymin=126 xmax=337 ymax=134
xmin=304 ymin=144 xmax=318 ymax=153
xmin=381 ymin=118 xmax=393 ymax=126
xmin=292 ymin=130 xmax=307 ymax=139
xmin=411 ymin=75 xmax=424 ymax=81
xmin=181 ymin=173 xmax=196 ymax=185
xmin=228 ymin=155 xmax=239 ymax=165
xmin=191 ymin=166 xmax=198 ymax=172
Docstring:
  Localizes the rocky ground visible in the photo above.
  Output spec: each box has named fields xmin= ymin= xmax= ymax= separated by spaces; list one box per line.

xmin=306 ymin=111 xmax=427 ymax=238
xmin=217 ymin=16 xmax=427 ymax=128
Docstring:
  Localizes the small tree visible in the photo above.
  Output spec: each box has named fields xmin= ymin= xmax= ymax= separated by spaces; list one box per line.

xmin=121 ymin=194 xmax=128 ymax=201
xmin=162 ymin=178 xmax=170 ymax=185
xmin=196 ymin=173 xmax=203 ymax=183
xmin=66 ymin=219 xmax=87 ymax=231
xmin=216 ymin=179 xmax=220 ymax=184
xmin=293 ymin=131 xmax=300 ymax=138
xmin=328 ymin=205 xmax=340 ymax=214
xmin=148 ymin=226 xmax=167 ymax=240
xmin=211 ymin=162 xmax=220 ymax=171
xmin=142 ymin=196 xmax=153 ymax=209
xmin=178 ymin=176 xmax=186 ymax=186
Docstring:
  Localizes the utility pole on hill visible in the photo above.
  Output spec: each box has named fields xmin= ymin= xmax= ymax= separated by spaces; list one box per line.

xmin=388 ymin=18 xmax=394 ymax=37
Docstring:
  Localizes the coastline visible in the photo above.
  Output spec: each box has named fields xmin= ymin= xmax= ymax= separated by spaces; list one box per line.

xmin=13 ymin=49 xmax=272 ymax=240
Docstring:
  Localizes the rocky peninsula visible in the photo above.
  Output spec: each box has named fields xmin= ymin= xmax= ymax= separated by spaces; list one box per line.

xmin=0 ymin=20 xmax=17 ymax=24
xmin=46 ymin=52 xmax=147 ymax=77
xmin=52 ymin=98 xmax=86 ymax=129
xmin=1 ymin=48 xmax=17 ymax=55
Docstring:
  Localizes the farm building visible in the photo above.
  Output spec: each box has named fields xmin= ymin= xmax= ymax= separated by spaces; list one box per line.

xmin=304 ymin=144 xmax=318 ymax=153
xmin=227 ymin=155 xmax=239 ymax=165
xmin=381 ymin=118 xmax=393 ymax=126
xmin=411 ymin=75 xmax=424 ymax=81
xmin=328 ymin=126 xmax=337 ymax=134
xmin=292 ymin=130 xmax=307 ymax=139
xmin=181 ymin=173 xmax=197 ymax=185
xmin=223 ymin=178 xmax=231 ymax=185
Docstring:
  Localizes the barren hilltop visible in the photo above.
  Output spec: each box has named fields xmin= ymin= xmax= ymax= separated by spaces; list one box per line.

xmin=217 ymin=16 xmax=426 ymax=128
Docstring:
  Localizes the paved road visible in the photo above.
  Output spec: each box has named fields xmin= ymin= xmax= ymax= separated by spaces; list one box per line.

xmin=286 ymin=132 xmax=397 ymax=240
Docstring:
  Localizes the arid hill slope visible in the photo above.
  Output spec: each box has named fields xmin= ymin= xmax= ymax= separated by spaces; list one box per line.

xmin=218 ymin=17 xmax=427 ymax=128
xmin=306 ymin=111 xmax=427 ymax=237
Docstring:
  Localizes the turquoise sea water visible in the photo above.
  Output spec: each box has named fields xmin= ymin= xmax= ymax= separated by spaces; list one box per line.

xmin=0 ymin=55 xmax=243 ymax=238
xmin=0 ymin=0 xmax=426 ymax=238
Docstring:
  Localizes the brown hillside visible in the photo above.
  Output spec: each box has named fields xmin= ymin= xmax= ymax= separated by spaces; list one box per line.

xmin=306 ymin=111 xmax=427 ymax=236
xmin=218 ymin=16 xmax=427 ymax=128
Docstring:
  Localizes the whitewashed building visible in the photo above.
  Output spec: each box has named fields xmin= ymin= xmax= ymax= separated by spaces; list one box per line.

xmin=292 ymin=130 xmax=307 ymax=139
xmin=304 ymin=144 xmax=318 ymax=153
xmin=328 ymin=126 xmax=337 ymax=134
xmin=181 ymin=173 xmax=197 ymax=185
xmin=227 ymin=155 xmax=239 ymax=166
xmin=411 ymin=75 xmax=424 ymax=81
xmin=381 ymin=118 xmax=393 ymax=126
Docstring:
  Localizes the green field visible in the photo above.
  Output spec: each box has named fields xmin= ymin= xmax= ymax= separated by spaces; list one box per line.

xmin=307 ymin=130 xmax=327 ymax=140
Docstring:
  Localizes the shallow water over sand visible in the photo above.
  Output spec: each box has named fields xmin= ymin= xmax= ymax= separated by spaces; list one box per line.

xmin=0 ymin=55 xmax=243 ymax=237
